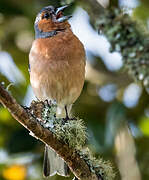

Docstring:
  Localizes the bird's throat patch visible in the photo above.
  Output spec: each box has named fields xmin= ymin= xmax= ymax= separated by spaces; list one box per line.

xmin=34 ymin=23 xmax=57 ymax=39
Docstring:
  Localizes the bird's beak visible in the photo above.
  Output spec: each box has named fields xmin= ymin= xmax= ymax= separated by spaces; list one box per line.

xmin=55 ymin=5 xmax=72 ymax=23
xmin=55 ymin=5 xmax=69 ymax=15
xmin=56 ymin=15 xmax=72 ymax=23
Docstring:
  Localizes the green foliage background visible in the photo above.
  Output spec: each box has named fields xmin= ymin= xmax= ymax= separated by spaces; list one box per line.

xmin=0 ymin=0 xmax=149 ymax=179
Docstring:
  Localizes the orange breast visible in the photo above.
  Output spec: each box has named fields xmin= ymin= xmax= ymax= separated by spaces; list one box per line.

xmin=29 ymin=29 xmax=85 ymax=106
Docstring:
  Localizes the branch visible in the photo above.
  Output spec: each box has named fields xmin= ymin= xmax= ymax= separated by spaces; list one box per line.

xmin=97 ymin=8 xmax=149 ymax=93
xmin=0 ymin=84 xmax=101 ymax=180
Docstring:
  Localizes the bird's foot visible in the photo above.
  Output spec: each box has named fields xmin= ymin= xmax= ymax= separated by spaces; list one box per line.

xmin=63 ymin=116 xmax=77 ymax=124
xmin=63 ymin=105 xmax=77 ymax=122
xmin=63 ymin=115 xmax=70 ymax=123
xmin=44 ymin=99 xmax=51 ymax=107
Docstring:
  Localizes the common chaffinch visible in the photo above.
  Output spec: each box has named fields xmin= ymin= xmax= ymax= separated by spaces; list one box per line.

xmin=29 ymin=5 xmax=86 ymax=177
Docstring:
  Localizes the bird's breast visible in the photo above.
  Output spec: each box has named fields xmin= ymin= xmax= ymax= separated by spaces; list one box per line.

xmin=29 ymin=30 xmax=86 ymax=105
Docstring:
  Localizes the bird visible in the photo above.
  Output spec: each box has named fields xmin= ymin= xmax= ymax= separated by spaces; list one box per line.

xmin=29 ymin=4 xmax=86 ymax=178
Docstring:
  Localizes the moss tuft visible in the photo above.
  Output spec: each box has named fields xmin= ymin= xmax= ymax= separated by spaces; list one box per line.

xmin=79 ymin=148 xmax=115 ymax=180
xmin=41 ymin=102 xmax=87 ymax=150
xmin=54 ymin=118 xmax=87 ymax=149
xmin=38 ymin=101 xmax=115 ymax=179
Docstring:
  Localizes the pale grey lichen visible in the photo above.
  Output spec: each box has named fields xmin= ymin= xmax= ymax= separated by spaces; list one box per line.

xmin=40 ymin=102 xmax=115 ymax=179
xmin=41 ymin=102 xmax=87 ymax=150
xmin=79 ymin=148 xmax=115 ymax=180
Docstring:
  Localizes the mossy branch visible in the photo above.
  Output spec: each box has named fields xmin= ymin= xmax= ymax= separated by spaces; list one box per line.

xmin=0 ymin=84 xmax=115 ymax=180
xmin=97 ymin=8 xmax=149 ymax=93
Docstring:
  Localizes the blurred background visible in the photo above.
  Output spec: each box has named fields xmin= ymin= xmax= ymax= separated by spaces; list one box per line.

xmin=0 ymin=0 xmax=149 ymax=179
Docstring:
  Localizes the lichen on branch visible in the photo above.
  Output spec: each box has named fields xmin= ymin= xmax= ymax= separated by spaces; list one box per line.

xmin=79 ymin=148 xmax=115 ymax=180
xmin=30 ymin=100 xmax=87 ymax=150
xmin=22 ymin=100 xmax=116 ymax=180
xmin=0 ymin=84 xmax=115 ymax=180
xmin=97 ymin=8 xmax=149 ymax=92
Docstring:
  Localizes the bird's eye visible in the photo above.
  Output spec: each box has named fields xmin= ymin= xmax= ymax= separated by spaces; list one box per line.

xmin=43 ymin=13 xmax=50 ymax=19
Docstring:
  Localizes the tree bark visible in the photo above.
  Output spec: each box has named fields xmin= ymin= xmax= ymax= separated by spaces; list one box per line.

xmin=0 ymin=84 xmax=99 ymax=180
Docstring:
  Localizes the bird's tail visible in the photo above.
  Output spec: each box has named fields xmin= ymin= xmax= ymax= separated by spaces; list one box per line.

xmin=43 ymin=145 xmax=69 ymax=177
xmin=43 ymin=105 xmax=71 ymax=177
xmin=43 ymin=105 xmax=72 ymax=177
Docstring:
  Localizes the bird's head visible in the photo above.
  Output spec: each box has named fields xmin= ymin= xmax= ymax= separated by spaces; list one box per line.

xmin=35 ymin=5 xmax=72 ymax=33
